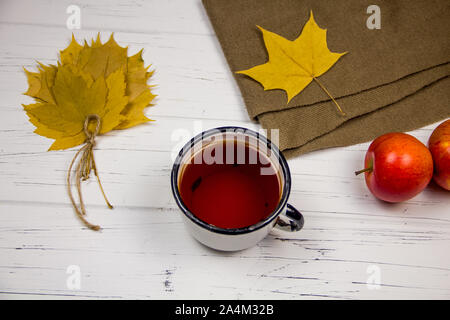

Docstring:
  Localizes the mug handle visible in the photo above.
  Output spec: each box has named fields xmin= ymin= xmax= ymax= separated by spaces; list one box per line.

xmin=275 ymin=203 xmax=304 ymax=232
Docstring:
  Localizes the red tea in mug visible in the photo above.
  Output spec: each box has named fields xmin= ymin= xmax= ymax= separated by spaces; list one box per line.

xmin=178 ymin=139 xmax=281 ymax=229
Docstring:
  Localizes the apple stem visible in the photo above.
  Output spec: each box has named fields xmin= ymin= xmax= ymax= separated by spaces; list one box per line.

xmin=354 ymin=166 xmax=373 ymax=176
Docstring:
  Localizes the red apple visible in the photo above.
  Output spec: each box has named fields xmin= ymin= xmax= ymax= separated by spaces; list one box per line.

xmin=428 ymin=119 xmax=450 ymax=190
xmin=355 ymin=132 xmax=433 ymax=203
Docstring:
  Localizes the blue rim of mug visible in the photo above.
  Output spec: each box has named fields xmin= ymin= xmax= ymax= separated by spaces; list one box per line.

xmin=170 ymin=126 xmax=291 ymax=235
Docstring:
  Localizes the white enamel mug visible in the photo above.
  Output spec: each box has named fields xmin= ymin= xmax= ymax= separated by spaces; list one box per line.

xmin=171 ymin=126 xmax=304 ymax=251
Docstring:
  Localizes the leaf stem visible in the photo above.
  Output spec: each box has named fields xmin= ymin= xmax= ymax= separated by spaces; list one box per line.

xmin=313 ymin=77 xmax=346 ymax=116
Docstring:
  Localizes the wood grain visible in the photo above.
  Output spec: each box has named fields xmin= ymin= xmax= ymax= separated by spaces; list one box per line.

xmin=0 ymin=0 xmax=449 ymax=299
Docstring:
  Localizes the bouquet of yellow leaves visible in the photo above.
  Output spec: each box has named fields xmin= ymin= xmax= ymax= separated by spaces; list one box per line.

xmin=23 ymin=34 xmax=156 ymax=230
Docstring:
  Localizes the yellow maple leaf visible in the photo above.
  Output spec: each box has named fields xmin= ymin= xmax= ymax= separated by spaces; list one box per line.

xmin=24 ymin=63 xmax=58 ymax=105
xmin=22 ymin=34 xmax=157 ymax=231
xmin=23 ymin=34 xmax=156 ymax=150
xmin=24 ymin=65 xmax=128 ymax=150
xmin=117 ymin=49 xmax=156 ymax=129
xmin=237 ymin=11 xmax=347 ymax=114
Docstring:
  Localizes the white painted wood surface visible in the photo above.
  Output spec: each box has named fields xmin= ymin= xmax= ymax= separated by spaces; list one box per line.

xmin=0 ymin=0 xmax=449 ymax=299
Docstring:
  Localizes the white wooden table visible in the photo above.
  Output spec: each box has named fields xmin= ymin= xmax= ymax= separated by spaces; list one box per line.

xmin=0 ymin=0 xmax=449 ymax=300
